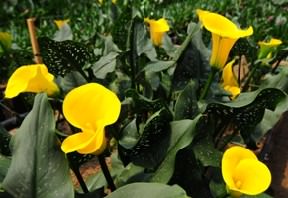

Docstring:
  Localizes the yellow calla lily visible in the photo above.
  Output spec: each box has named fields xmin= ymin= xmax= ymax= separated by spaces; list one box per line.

xmin=144 ymin=18 xmax=170 ymax=46
xmin=5 ymin=64 xmax=59 ymax=98
xmin=54 ymin=19 xmax=70 ymax=29
xmin=61 ymin=83 xmax=121 ymax=154
xmin=258 ymin=38 xmax=282 ymax=59
xmin=222 ymin=59 xmax=240 ymax=99
xmin=222 ymin=146 xmax=271 ymax=196
xmin=197 ymin=9 xmax=253 ymax=70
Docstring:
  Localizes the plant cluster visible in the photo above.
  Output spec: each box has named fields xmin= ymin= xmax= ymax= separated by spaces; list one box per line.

xmin=1 ymin=1 xmax=288 ymax=198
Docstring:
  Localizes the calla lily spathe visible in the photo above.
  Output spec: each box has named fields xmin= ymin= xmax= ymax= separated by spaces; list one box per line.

xmin=54 ymin=19 xmax=70 ymax=29
xmin=61 ymin=83 xmax=121 ymax=154
xmin=222 ymin=146 xmax=271 ymax=196
xmin=222 ymin=59 xmax=240 ymax=99
xmin=5 ymin=64 xmax=59 ymax=98
xmin=144 ymin=18 xmax=170 ymax=46
xmin=197 ymin=9 xmax=253 ymax=69
xmin=258 ymin=38 xmax=282 ymax=59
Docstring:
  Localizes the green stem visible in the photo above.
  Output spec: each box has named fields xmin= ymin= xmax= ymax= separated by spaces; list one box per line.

xmin=77 ymin=68 xmax=90 ymax=82
xmin=241 ymin=65 xmax=257 ymax=92
xmin=68 ymin=156 xmax=89 ymax=193
xmin=98 ymin=154 xmax=116 ymax=192
xmin=199 ymin=68 xmax=218 ymax=100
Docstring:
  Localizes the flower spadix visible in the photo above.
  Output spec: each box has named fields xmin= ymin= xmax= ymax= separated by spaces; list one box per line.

xmin=222 ymin=59 xmax=240 ymax=99
xmin=144 ymin=18 xmax=170 ymax=46
xmin=258 ymin=38 xmax=282 ymax=59
xmin=54 ymin=19 xmax=70 ymax=29
xmin=197 ymin=9 xmax=253 ymax=70
xmin=222 ymin=146 xmax=271 ymax=196
xmin=61 ymin=83 xmax=121 ymax=154
xmin=5 ymin=64 xmax=59 ymax=98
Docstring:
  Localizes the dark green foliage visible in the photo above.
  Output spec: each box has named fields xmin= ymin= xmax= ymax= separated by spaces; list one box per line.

xmin=204 ymin=88 xmax=286 ymax=148
xmin=39 ymin=37 xmax=92 ymax=76
xmin=0 ymin=126 xmax=11 ymax=156
xmin=119 ymin=108 xmax=172 ymax=169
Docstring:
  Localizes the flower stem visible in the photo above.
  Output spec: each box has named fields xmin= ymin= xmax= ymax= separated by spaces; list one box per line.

xmin=98 ymin=154 xmax=116 ymax=192
xmin=77 ymin=68 xmax=90 ymax=82
xmin=199 ymin=68 xmax=218 ymax=100
xmin=69 ymin=160 xmax=89 ymax=193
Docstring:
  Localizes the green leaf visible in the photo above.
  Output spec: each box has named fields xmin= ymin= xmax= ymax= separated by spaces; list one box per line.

xmin=255 ymin=96 xmax=288 ymax=141
xmin=172 ymin=23 xmax=209 ymax=91
xmin=2 ymin=94 xmax=74 ymax=198
xmin=260 ymin=66 xmax=288 ymax=93
xmin=135 ymin=21 xmax=157 ymax=61
xmin=209 ymin=177 xmax=227 ymax=198
xmin=272 ymin=0 xmax=288 ymax=5
xmin=0 ymin=126 xmax=11 ymax=156
xmin=39 ymin=37 xmax=91 ymax=77
xmin=205 ymin=88 xmax=286 ymax=147
xmin=114 ymin=163 xmax=145 ymax=187
xmin=105 ymin=183 xmax=188 ymax=198
xmin=241 ymin=193 xmax=272 ymax=198
xmin=193 ymin=135 xmax=222 ymax=167
xmin=0 ymin=32 xmax=12 ymax=51
xmin=58 ymin=71 xmax=87 ymax=93
xmin=111 ymin=4 xmax=132 ymax=50
xmin=119 ymin=119 xmax=140 ymax=149
xmin=125 ymin=89 xmax=166 ymax=113
xmin=143 ymin=60 xmax=175 ymax=73
xmin=174 ymin=80 xmax=199 ymax=120
xmin=0 ymin=155 xmax=11 ymax=183
xmin=150 ymin=115 xmax=201 ymax=183
xmin=119 ymin=108 xmax=173 ymax=169
xmin=92 ymin=52 xmax=118 ymax=79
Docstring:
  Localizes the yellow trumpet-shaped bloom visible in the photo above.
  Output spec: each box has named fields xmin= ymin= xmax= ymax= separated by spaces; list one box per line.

xmin=61 ymin=83 xmax=121 ymax=154
xmin=197 ymin=9 xmax=253 ymax=70
xmin=54 ymin=19 xmax=70 ymax=29
xmin=222 ymin=146 xmax=271 ymax=196
xmin=144 ymin=18 xmax=170 ymax=46
xmin=222 ymin=59 xmax=240 ymax=99
xmin=5 ymin=64 xmax=59 ymax=98
xmin=258 ymin=38 xmax=282 ymax=59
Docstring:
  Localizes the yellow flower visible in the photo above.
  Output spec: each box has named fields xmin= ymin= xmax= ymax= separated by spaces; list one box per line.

xmin=222 ymin=146 xmax=271 ymax=196
xmin=196 ymin=9 xmax=253 ymax=70
xmin=0 ymin=32 xmax=12 ymax=51
xmin=61 ymin=83 xmax=121 ymax=154
xmin=54 ymin=19 xmax=70 ymax=29
xmin=112 ymin=0 xmax=117 ymax=4
xmin=222 ymin=59 xmax=240 ymax=99
xmin=144 ymin=18 xmax=170 ymax=46
xmin=258 ymin=38 xmax=282 ymax=59
xmin=5 ymin=64 xmax=59 ymax=98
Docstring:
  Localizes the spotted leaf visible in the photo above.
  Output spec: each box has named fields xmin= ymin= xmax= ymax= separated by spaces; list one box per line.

xmin=119 ymin=108 xmax=172 ymax=169
xmin=39 ymin=37 xmax=91 ymax=76
xmin=204 ymin=88 xmax=286 ymax=148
